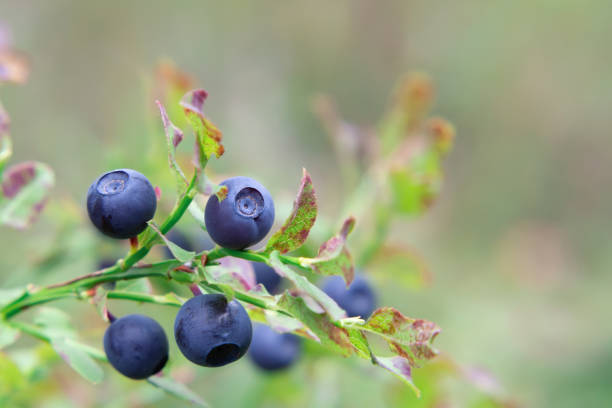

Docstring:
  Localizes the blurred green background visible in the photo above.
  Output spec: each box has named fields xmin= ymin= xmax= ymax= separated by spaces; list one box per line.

xmin=1 ymin=1 xmax=611 ymax=407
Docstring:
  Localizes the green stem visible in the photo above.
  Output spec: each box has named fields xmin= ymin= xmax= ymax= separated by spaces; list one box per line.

xmin=107 ymin=290 xmax=183 ymax=307
xmin=5 ymin=320 xmax=107 ymax=362
xmin=206 ymin=247 xmax=309 ymax=272
xmin=0 ymin=174 xmax=198 ymax=320
xmin=2 ymin=268 xmax=172 ymax=319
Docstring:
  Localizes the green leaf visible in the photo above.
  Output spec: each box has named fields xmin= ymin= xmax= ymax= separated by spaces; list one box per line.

xmin=147 ymin=375 xmax=209 ymax=407
xmin=50 ymin=337 xmax=104 ymax=384
xmin=269 ymin=251 xmax=346 ymax=321
xmin=300 ymin=217 xmax=356 ymax=285
xmin=389 ymin=150 xmax=441 ymax=215
xmin=156 ymin=100 xmax=189 ymax=192
xmin=265 ymin=168 xmax=317 ymax=254
xmin=33 ymin=307 xmax=75 ymax=338
xmin=362 ymin=307 xmax=440 ymax=368
xmin=343 ymin=326 xmax=370 ymax=358
xmin=180 ymin=89 xmax=224 ymax=169
xmin=278 ymin=293 xmax=354 ymax=356
xmin=0 ymin=320 xmax=19 ymax=349
xmin=148 ymin=222 xmax=196 ymax=263
xmin=0 ymin=161 xmax=54 ymax=229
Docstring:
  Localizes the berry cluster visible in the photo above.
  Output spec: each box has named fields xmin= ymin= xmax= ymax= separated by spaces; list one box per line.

xmin=87 ymin=169 xmax=376 ymax=378
xmin=87 ymin=171 xmax=271 ymax=376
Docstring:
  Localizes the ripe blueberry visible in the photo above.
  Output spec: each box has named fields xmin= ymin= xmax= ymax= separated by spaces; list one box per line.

xmin=322 ymin=275 xmax=377 ymax=319
xmin=251 ymin=262 xmax=282 ymax=294
xmin=174 ymin=294 xmax=252 ymax=367
xmin=248 ymin=324 xmax=301 ymax=372
xmin=87 ymin=169 xmax=157 ymax=239
xmin=103 ymin=314 xmax=169 ymax=380
xmin=204 ymin=177 xmax=274 ymax=249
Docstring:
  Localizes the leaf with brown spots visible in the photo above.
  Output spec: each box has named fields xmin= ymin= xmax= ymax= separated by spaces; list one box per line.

xmin=300 ymin=217 xmax=356 ymax=285
xmin=362 ymin=307 xmax=441 ymax=368
xmin=0 ymin=161 xmax=54 ymax=229
xmin=265 ymin=168 xmax=317 ymax=254
xmin=180 ymin=89 xmax=224 ymax=168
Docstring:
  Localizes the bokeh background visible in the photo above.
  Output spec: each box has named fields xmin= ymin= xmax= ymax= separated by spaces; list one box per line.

xmin=1 ymin=1 xmax=611 ymax=407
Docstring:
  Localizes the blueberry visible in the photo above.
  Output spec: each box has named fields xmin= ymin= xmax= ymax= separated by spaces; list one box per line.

xmin=322 ymin=275 xmax=377 ymax=319
xmin=251 ymin=262 xmax=282 ymax=294
xmin=87 ymin=169 xmax=157 ymax=239
xmin=174 ymin=294 xmax=252 ymax=367
xmin=204 ymin=177 xmax=274 ymax=249
xmin=163 ymin=229 xmax=194 ymax=259
xmin=248 ymin=324 xmax=301 ymax=372
xmin=103 ymin=314 xmax=169 ymax=380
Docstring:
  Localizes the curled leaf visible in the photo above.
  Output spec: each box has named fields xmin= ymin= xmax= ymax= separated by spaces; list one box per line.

xmin=300 ymin=217 xmax=356 ymax=285
xmin=265 ymin=168 xmax=317 ymax=254
xmin=180 ymin=89 xmax=224 ymax=168
xmin=363 ymin=307 xmax=440 ymax=368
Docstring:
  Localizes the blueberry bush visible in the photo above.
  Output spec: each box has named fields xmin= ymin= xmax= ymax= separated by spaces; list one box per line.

xmin=0 ymin=38 xmax=512 ymax=406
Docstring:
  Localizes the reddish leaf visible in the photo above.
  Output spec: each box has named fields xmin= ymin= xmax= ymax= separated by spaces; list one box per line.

xmin=180 ymin=89 xmax=224 ymax=167
xmin=265 ymin=168 xmax=317 ymax=254
xmin=301 ymin=217 xmax=356 ymax=285
xmin=363 ymin=307 xmax=440 ymax=367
